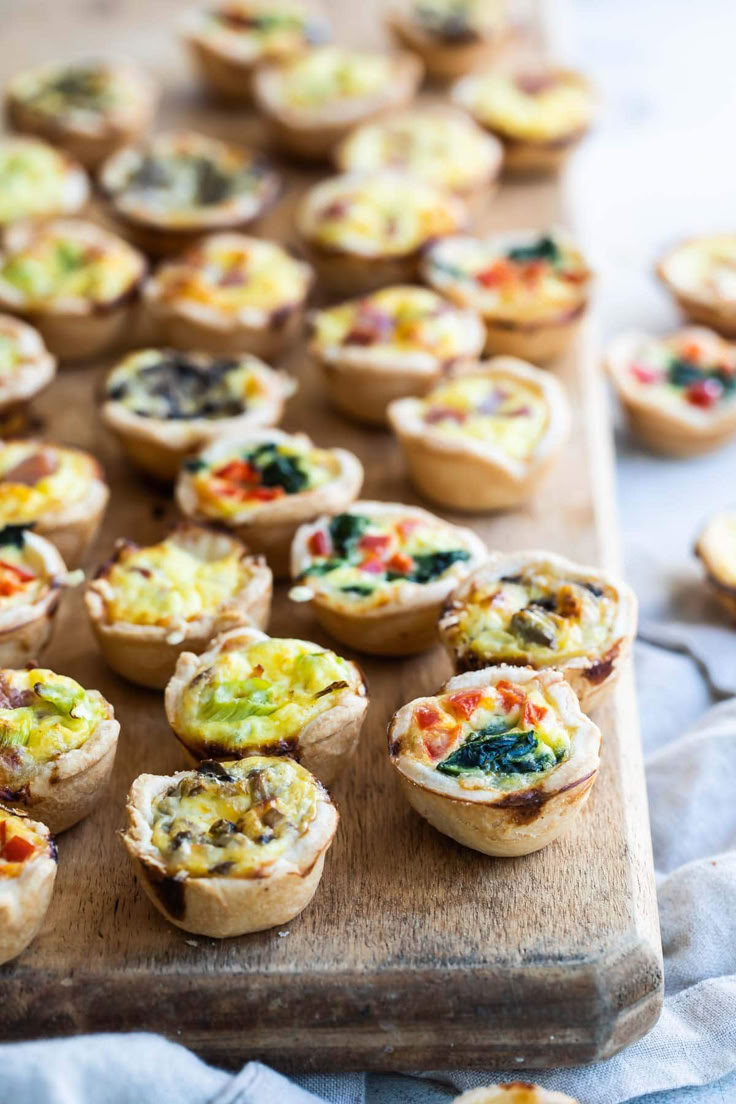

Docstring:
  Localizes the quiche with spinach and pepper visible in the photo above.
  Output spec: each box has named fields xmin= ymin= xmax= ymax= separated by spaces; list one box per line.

xmin=101 ymin=348 xmax=297 ymax=481
xmin=6 ymin=60 xmax=157 ymax=169
xmin=252 ymin=45 xmax=422 ymax=161
xmin=439 ymin=550 xmax=638 ymax=710
xmin=0 ymin=440 xmax=109 ymax=568
xmin=695 ymin=511 xmax=736 ymax=621
xmin=387 ymin=0 xmax=508 ymax=81
xmin=99 ymin=131 xmax=281 ymax=256
xmin=0 ymin=136 xmax=88 ymax=226
xmin=0 ymin=668 xmax=119 ymax=834
xmin=0 ymin=803 xmax=57 ymax=965
xmin=165 ymin=626 xmax=368 ymax=785
xmin=388 ymin=665 xmax=600 ymax=856
xmin=388 ymin=359 xmax=571 ymax=511
xmin=607 ymin=327 xmax=736 ymax=456
xmin=0 ymin=526 xmax=74 ymax=670
xmin=421 ymin=229 xmax=591 ymax=361
xmin=175 ymin=429 xmax=363 ymax=576
xmin=657 ymin=234 xmax=736 ymax=338
xmin=296 ymin=170 xmax=467 ymax=295
xmin=0 ymin=219 xmax=146 ymax=362
xmin=308 ymin=285 xmax=485 ymax=425
xmin=453 ymin=1085 xmax=580 ymax=1104
xmin=143 ymin=233 xmax=314 ymax=361
xmin=86 ymin=524 xmax=272 ymax=690
xmin=0 ymin=315 xmax=56 ymax=417
xmin=290 ymin=501 xmax=487 ymax=655
xmin=122 ymin=755 xmax=338 ymax=937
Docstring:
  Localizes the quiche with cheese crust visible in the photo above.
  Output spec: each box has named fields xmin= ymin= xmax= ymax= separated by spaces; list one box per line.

xmin=657 ymin=234 xmax=736 ymax=337
xmin=695 ymin=510 xmax=736 ymax=621
xmin=0 ymin=136 xmax=89 ymax=227
xmin=387 ymin=0 xmax=508 ymax=81
xmin=0 ymin=315 xmax=55 ymax=418
xmin=0 ymin=526 xmax=74 ymax=669
xmin=0 ymin=803 xmax=57 ymax=965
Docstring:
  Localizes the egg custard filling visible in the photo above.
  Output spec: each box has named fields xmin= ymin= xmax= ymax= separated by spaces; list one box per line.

xmin=268 ymin=45 xmax=393 ymax=112
xmin=8 ymin=62 xmax=133 ymax=128
xmin=0 ymin=668 xmax=108 ymax=771
xmin=0 ymin=525 xmax=48 ymax=611
xmin=455 ymin=68 xmax=593 ymax=144
xmin=149 ymin=756 xmax=320 ymax=878
xmin=173 ymin=637 xmax=359 ymax=757
xmin=660 ymin=235 xmax=736 ymax=306
xmin=0 ymin=805 xmax=49 ymax=876
xmin=0 ymin=139 xmax=85 ymax=226
xmin=622 ymin=330 xmax=736 ymax=412
xmin=409 ymin=0 xmax=505 ymax=41
xmin=190 ymin=1 xmax=328 ymax=59
xmin=0 ymin=442 xmax=100 ymax=526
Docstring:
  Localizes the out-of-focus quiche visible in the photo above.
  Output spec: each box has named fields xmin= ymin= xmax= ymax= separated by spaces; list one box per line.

xmin=0 ymin=136 xmax=89 ymax=227
xmin=0 ymin=803 xmax=57 ymax=965
xmin=387 ymin=0 xmax=508 ymax=81
xmin=695 ymin=510 xmax=736 ymax=621
xmin=0 ymin=525 xmax=75 ymax=669
xmin=657 ymin=234 xmax=736 ymax=337
xmin=0 ymin=315 xmax=55 ymax=418
xmin=453 ymin=1085 xmax=581 ymax=1104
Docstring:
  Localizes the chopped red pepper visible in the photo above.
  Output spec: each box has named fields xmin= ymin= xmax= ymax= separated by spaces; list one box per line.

xmin=0 ymin=560 xmax=35 ymax=596
xmin=680 ymin=341 xmax=702 ymax=362
xmin=446 ymin=689 xmax=483 ymax=720
xmin=520 ymin=259 xmax=546 ymax=286
xmin=415 ymin=702 xmax=442 ymax=730
xmin=359 ymin=533 xmax=392 ymax=555
xmin=423 ymin=727 xmax=457 ymax=761
xmin=630 ymin=362 xmax=660 ymax=385
xmin=213 ymin=459 xmax=258 ymax=484
xmin=360 ymin=556 xmax=385 ymax=575
xmin=308 ymin=530 xmax=330 ymax=557
xmin=386 ymin=551 xmax=413 ymax=575
xmin=247 ymin=486 xmax=284 ymax=502
xmin=686 ymin=378 xmax=722 ymax=408
xmin=476 ymin=260 xmax=514 ymax=288
xmin=523 ymin=700 xmax=547 ymax=727
xmin=496 ymin=679 xmax=526 ymax=712
xmin=2 ymin=834 xmax=35 ymax=863
xmin=396 ymin=517 xmax=421 ymax=541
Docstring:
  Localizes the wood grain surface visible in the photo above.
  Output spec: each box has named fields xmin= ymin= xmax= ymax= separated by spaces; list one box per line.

xmin=0 ymin=0 xmax=663 ymax=1072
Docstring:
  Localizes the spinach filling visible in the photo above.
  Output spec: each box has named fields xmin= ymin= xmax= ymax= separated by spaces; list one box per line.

xmin=667 ymin=356 xmax=736 ymax=395
xmin=437 ymin=720 xmax=560 ymax=777
xmin=415 ymin=1 xmax=479 ymax=42
xmin=247 ymin=442 xmax=308 ymax=494
xmin=0 ymin=524 xmax=29 ymax=549
xmin=106 ymin=352 xmax=246 ymax=420
xmin=506 ymin=235 xmax=561 ymax=266
xmin=125 ymin=153 xmax=260 ymax=207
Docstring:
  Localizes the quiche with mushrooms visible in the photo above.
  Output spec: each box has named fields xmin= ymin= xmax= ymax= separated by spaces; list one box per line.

xmin=0 ymin=315 xmax=55 ymax=418
xmin=387 ymin=0 xmax=508 ymax=81
xmin=657 ymin=234 xmax=736 ymax=337
xmin=0 ymin=526 xmax=74 ymax=669
xmin=0 ymin=136 xmax=88 ymax=227
xmin=389 ymin=666 xmax=600 ymax=856
xmin=695 ymin=510 xmax=736 ymax=621
xmin=453 ymin=1085 xmax=580 ymax=1104
xmin=0 ymin=803 xmax=57 ymax=965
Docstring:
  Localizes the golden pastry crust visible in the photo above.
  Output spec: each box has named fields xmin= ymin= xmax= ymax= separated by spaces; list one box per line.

xmin=0 ymin=136 xmax=89 ymax=227
xmin=290 ymin=500 xmax=487 ymax=656
xmin=6 ymin=60 xmax=157 ymax=170
xmin=308 ymin=284 xmax=485 ymax=425
xmin=388 ymin=358 xmax=571 ymax=512
xmin=657 ymin=234 xmax=736 ymax=337
xmin=101 ymin=348 xmax=297 ymax=481
xmin=388 ymin=665 xmax=600 ymax=857
xmin=86 ymin=524 xmax=273 ymax=690
xmin=252 ymin=46 xmax=422 ymax=160
xmin=165 ymin=626 xmax=368 ymax=785
xmin=175 ymin=428 xmax=364 ymax=577
xmin=607 ymin=326 xmax=736 ymax=457
xmin=695 ymin=510 xmax=736 ymax=620
xmin=439 ymin=549 xmax=638 ymax=711
xmin=0 ymin=804 xmax=57 ymax=965
xmin=99 ymin=131 xmax=281 ymax=256
xmin=386 ymin=0 xmax=509 ymax=81
xmin=0 ymin=315 xmax=56 ymax=416
xmin=453 ymin=1085 xmax=580 ymax=1104
xmin=0 ymin=219 xmax=146 ymax=363
xmin=0 ymin=529 xmax=71 ymax=669
xmin=296 ymin=170 xmax=467 ymax=296
xmin=143 ymin=233 xmax=314 ymax=361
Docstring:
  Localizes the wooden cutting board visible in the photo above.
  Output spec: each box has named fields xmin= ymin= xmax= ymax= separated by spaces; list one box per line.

xmin=0 ymin=0 xmax=663 ymax=1073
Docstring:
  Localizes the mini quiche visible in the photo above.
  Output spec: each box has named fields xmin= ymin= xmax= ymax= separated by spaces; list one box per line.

xmin=165 ymin=627 xmax=368 ymax=786
xmin=387 ymin=358 xmax=571 ymax=512
xmin=308 ymin=285 xmax=485 ymax=425
xmin=334 ymin=106 xmax=503 ymax=208
xmin=296 ymin=170 xmax=467 ymax=296
xmin=695 ymin=510 xmax=736 ymax=621
xmin=0 ymin=440 xmax=109 ymax=568
xmin=387 ymin=0 xmax=508 ymax=81
xmin=0 ymin=219 xmax=146 ymax=362
xmin=182 ymin=1 xmax=331 ymax=103
xmin=0 ymin=804 xmax=57 ymax=965
xmin=0 ymin=667 xmax=119 ymax=834
xmin=6 ymin=60 xmax=157 ymax=170
xmin=439 ymin=550 xmax=638 ymax=711
xmin=0 ymin=315 xmax=56 ymax=418
xmin=0 ymin=526 xmax=73 ymax=669
xmin=99 ymin=131 xmax=281 ymax=257
xmin=175 ymin=429 xmax=363 ymax=577
xmin=0 ymin=136 xmax=89 ymax=227
xmin=453 ymin=1086 xmax=580 ymax=1104
xmin=86 ymin=524 xmax=273 ymax=690
xmin=388 ymin=665 xmax=600 ymax=857
xmin=607 ymin=327 xmax=736 ymax=457
xmin=143 ymin=233 xmax=313 ymax=361
xmin=251 ymin=45 xmax=422 ymax=161
xmin=290 ymin=501 xmax=487 ymax=655
xmin=657 ymin=235 xmax=736 ymax=337
xmin=101 ymin=348 xmax=297 ymax=481
xmin=421 ymin=229 xmax=591 ymax=362
xmin=122 ymin=755 xmax=338 ymax=937
xmin=452 ymin=66 xmax=595 ymax=174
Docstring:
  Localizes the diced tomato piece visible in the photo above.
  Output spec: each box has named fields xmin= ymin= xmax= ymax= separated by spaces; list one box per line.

xmin=477 ymin=260 xmax=514 ymax=288
xmin=359 ymin=533 xmax=392 ymax=555
xmin=360 ymin=556 xmax=385 ymax=574
xmin=423 ymin=727 xmax=456 ymax=761
xmin=496 ymin=679 xmax=526 ymax=712
xmin=386 ymin=551 xmax=413 ymax=575
xmin=686 ymin=379 xmax=723 ymax=408
xmin=523 ymin=700 xmax=547 ymax=727
xmin=213 ymin=459 xmax=258 ymax=485
xmin=630 ymin=362 xmax=660 ymax=385
xmin=446 ymin=689 xmax=483 ymax=720
xmin=415 ymin=702 xmax=442 ymax=730
xmin=247 ymin=486 xmax=283 ymax=502
xmin=2 ymin=834 xmax=35 ymax=862
xmin=308 ymin=530 xmax=330 ymax=557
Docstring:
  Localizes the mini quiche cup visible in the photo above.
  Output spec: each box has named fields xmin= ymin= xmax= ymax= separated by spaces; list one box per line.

xmin=0 ymin=440 xmax=109 ymax=568
xmin=452 ymin=66 xmax=595 ymax=174
xmin=101 ymin=347 xmax=297 ymax=481
xmin=6 ymin=60 xmax=157 ymax=170
xmin=388 ymin=665 xmax=601 ymax=857
xmin=0 ymin=315 xmax=56 ymax=419
xmin=606 ymin=326 xmax=736 ymax=457
xmin=0 ymin=526 xmax=73 ymax=669
xmin=387 ymin=0 xmax=508 ymax=81
xmin=86 ymin=524 xmax=273 ymax=690
xmin=295 ymin=170 xmax=467 ymax=296
xmin=387 ymin=358 xmax=571 ymax=512
xmin=0 ymin=667 xmax=120 ymax=834
xmin=252 ymin=45 xmax=423 ymax=161
xmin=308 ymin=284 xmax=486 ymax=425
xmin=0 ymin=136 xmax=89 ymax=228
xmin=695 ymin=510 xmax=736 ymax=621
xmin=439 ymin=550 xmax=638 ymax=711
xmin=182 ymin=1 xmax=331 ymax=103
xmin=165 ymin=626 xmax=368 ymax=786
xmin=453 ymin=1086 xmax=580 ymax=1104
xmin=0 ymin=218 xmax=146 ymax=362
xmin=99 ymin=131 xmax=281 ymax=257
xmin=657 ymin=234 xmax=736 ymax=337
xmin=290 ymin=501 xmax=487 ymax=655
xmin=175 ymin=428 xmax=364 ymax=577
xmin=122 ymin=755 xmax=338 ymax=937
xmin=0 ymin=803 xmax=57 ymax=965
xmin=421 ymin=229 xmax=591 ymax=362
xmin=143 ymin=233 xmax=313 ymax=361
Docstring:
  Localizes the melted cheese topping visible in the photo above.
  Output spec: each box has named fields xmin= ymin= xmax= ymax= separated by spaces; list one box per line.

xmin=173 ymin=637 xmax=358 ymax=756
xmin=0 ymin=442 xmax=100 ymax=524
xmin=301 ymin=172 xmax=464 ymax=258
xmin=0 ymin=668 xmax=108 ymax=767
xmin=269 ymin=45 xmax=392 ymax=110
xmin=189 ymin=1 xmax=328 ymax=62
xmin=0 ymin=139 xmax=82 ymax=226
xmin=0 ymin=806 xmax=48 ymax=878
xmin=622 ymin=331 xmax=736 ymax=413
xmin=698 ymin=512 xmax=736 ymax=588
xmin=150 ymin=756 xmax=319 ymax=877
xmin=9 ymin=62 xmax=133 ymax=128
xmin=662 ymin=235 xmax=736 ymax=305
xmin=424 ymin=231 xmax=588 ymax=324
xmin=408 ymin=0 xmax=505 ymax=38
xmin=456 ymin=68 xmax=593 ymax=143
xmin=0 ymin=531 xmax=47 ymax=611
